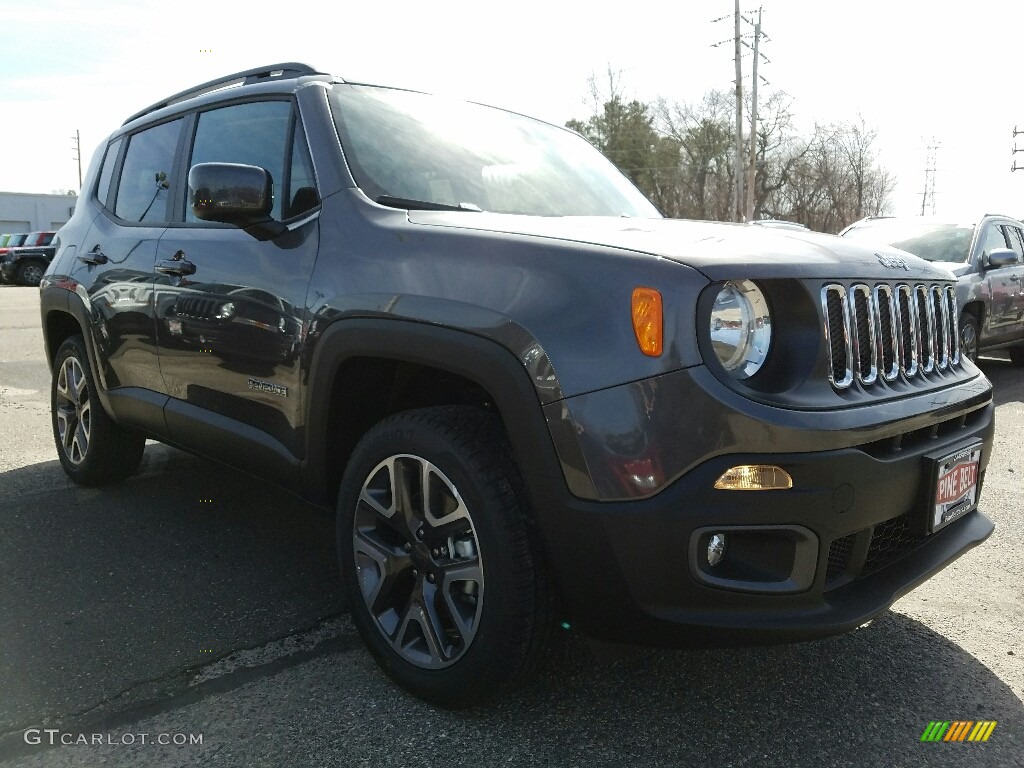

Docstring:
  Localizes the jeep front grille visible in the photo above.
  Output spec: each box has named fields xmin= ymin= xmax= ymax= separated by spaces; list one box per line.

xmin=822 ymin=283 xmax=959 ymax=390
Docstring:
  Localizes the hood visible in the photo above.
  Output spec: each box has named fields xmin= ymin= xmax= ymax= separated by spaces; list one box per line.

xmin=407 ymin=213 xmax=955 ymax=282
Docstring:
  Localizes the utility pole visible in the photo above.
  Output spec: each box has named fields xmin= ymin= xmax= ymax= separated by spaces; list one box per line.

xmin=70 ymin=130 xmax=82 ymax=190
xmin=745 ymin=7 xmax=763 ymax=223
xmin=733 ymin=0 xmax=744 ymax=222
xmin=1013 ymin=127 xmax=1024 ymax=172
xmin=920 ymin=139 xmax=940 ymax=216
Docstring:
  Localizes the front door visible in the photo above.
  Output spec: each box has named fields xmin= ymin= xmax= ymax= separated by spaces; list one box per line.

xmin=154 ymin=100 xmax=321 ymax=475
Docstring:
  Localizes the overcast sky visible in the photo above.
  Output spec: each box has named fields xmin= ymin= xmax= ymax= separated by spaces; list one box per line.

xmin=1 ymin=0 xmax=1022 ymax=219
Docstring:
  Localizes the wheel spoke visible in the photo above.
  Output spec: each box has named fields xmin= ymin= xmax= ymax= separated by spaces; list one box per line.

xmin=58 ymin=408 xmax=75 ymax=453
xmin=358 ymin=458 xmax=396 ymax=518
xmin=440 ymin=560 xmax=483 ymax=645
xmin=354 ymin=528 xmax=410 ymax=615
xmin=79 ymin=401 xmax=91 ymax=441
xmin=56 ymin=361 xmax=72 ymax=404
xmin=394 ymin=590 xmax=447 ymax=667
xmin=393 ymin=457 xmax=425 ymax=537
xmin=423 ymin=462 xmax=470 ymax=527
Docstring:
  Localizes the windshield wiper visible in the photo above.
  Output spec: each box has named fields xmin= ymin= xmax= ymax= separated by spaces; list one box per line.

xmin=377 ymin=195 xmax=482 ymax=212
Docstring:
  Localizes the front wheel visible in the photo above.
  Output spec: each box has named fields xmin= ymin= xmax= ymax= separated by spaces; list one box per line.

xmin=959 ymin=313 xmax=980 ymax=364
xmin=1009 ymin=346 xmax=1024 ymax=367
xmin=16 ymin=261 xmax=46 ymax=287
xmin=337 ymin=406 xmax=549 ymax=707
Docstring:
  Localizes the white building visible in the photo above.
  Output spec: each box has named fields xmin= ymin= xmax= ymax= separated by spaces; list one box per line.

xmin=0 ymin=191 xmax=78 ymax=235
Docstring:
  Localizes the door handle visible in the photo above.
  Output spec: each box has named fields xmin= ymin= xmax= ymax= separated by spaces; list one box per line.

xmin=155 ymin=258 xmax=196 ymax=277
xmin=78 ymin=245 xmax=108 ymax=265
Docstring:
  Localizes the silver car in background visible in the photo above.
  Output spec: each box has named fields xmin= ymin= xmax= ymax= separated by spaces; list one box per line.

xmin=841 ymin=214 xmax=1024 ymax=364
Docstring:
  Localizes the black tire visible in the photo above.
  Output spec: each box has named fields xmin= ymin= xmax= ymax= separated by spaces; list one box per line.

xmin=337 ymin=405 xmax=550 ymax=707
xmin=959 ymin=313 xmax=980 ymax=364
xmin=1009 ymin=346 xmax=1024 ymax=367
xmin=16 ymin=260 xmax=46 ymax=287
xmin=51 ymin=335 xmax=145 ymax=486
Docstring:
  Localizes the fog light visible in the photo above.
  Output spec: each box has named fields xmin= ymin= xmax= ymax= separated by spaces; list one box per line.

xmin=707 ymin=533 xmax=726 ymax=567
xmin=714 ymin=465 xmax=793 ymax=491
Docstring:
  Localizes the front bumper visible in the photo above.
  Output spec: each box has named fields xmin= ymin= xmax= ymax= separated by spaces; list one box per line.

xmin=535 ymin=366 xmax=995 ymax=646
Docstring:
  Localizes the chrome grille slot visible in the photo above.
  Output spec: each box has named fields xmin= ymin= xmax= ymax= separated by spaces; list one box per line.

xmin=895 ymin=284 xmax=919 ymax=378
xmin=944 ymin=285 xmax=960 ymax=366
xmin=849 ymin=284 xmax=877 ymax=384
xmin=824 ymin=280 xmax=959 ymax=391
xmin=915 ymin=285 xmax=935 ymax=374
xmin=822 ymin=285 xmax=854 ymax=389
xmin=931 ymin=285 xmax=949 ymax=369
xmin=873 ymin=284 xmax=899 ymax=381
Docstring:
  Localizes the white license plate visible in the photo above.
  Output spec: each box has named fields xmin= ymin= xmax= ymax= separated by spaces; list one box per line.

xmin=931 ymin=445 xmax=981 ymax=532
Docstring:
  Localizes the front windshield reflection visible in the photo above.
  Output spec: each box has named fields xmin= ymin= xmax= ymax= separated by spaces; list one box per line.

xmin=329 ymin=85 xmax=661 ymax=218
xmin=845 ymin=222 xmax=974 ymax=263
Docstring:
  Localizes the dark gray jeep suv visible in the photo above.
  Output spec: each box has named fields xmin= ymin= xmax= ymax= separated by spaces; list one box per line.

xmin=41 ymin=63 xmax=995 ymax=706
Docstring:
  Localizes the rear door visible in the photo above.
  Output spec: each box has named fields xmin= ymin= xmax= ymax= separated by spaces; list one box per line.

xmin=71 ymin=119 xmax=184 ymax=409
xmin=154 ymin=99 xmax=321 ymax=480
xmin=1002 ymin=223 xmax=1024 ymax=342
xmin=974 ymin=222 xmax=1018 ymax=344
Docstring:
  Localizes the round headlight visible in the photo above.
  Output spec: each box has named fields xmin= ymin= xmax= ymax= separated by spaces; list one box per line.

xmin=709 ymin=280 xmax=772 ymax=379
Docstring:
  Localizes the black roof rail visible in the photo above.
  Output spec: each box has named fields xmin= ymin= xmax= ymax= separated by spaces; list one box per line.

xmin=122 ymin=63 xmax=324 ymax=125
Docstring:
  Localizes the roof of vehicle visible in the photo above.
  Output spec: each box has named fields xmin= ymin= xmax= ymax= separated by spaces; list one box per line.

xmin=844 ymin=213 xmax=1024 ymax=231
xmin=122 ymin=63 xmax=333 ymax=126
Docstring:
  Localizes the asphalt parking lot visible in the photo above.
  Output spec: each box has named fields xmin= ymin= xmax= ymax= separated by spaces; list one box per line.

xmin=1 ymin=284 xmax=1021 ymax=767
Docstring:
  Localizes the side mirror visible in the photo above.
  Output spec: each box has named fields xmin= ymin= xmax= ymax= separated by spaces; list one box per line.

xmin=189 ymin=162 xmax=273 ymax=225
xmin=985 ymin=247 xmax=1018 ymax=269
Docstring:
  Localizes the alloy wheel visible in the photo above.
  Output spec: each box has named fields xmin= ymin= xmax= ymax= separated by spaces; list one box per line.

xmin=55 ymin=356 xmax=91 ymax=465
xmin=353 ymin=454 xmax=484 ymax=669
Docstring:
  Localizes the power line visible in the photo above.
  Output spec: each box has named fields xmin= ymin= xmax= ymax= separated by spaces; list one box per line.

xmin=920 ymin=138 xmax=940 ymax=216
xmin=1013 ymin=126 xmax=1024 ymax=173
xmin=70 ymin=130 xmax=82 ymax=190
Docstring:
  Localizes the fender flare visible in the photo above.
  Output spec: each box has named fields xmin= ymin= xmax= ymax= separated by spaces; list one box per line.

xmin=301 ymin=317 xmax=575 ymax=507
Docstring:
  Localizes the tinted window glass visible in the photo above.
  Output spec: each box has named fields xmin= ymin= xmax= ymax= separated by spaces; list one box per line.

xmin=286 ymin=121 xmax=319 ymax=218
xmin=115 ymin=120 xmax=182 ymax=223
xmin=96 ymin=137 xmax=123 ymax=210
xmin=187 ymin=101 xmax=292 ymax=222
xmin=1005 ymin=226 xmax=1024 ymax=261
xmin=979 ymin=224 xmax=1009 ymax=257
xmin=842 ymin=221 xmax=973 ymax=263
xmin=329 ymin=85 xmax=660 ymax=217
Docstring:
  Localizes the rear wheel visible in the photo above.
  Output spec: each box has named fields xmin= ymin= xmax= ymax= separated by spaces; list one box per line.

xmin=1009 ymin=346 xmax=1024 ymax=367
xmin=959 ymin=313 xmax=979 ymax=364
xmin=337 ymin=405 xmax=549 ymax=707
xmin=51 ymin=335 xmax=145 ymax=485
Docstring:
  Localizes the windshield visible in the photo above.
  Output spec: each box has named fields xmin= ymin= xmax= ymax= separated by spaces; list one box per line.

xmin=328 ymin=84 xmax=661 ymax=218
xmin=843 ymin=220 xmax=974 ymax=263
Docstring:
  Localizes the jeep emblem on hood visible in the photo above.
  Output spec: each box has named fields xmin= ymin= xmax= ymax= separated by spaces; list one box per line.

xmin=876 ymin=252 xmax=910 ymax=271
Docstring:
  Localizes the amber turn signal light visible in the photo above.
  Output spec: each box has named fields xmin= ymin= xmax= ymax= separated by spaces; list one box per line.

xmin=631 ymin=287 xmax=663 ymax=356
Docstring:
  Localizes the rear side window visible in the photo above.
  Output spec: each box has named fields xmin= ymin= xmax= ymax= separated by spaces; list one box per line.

xmin=96 ymin=137 xmax=123 ymax=210
xmin=1005 ymin=226 xmax=1024 ymax=262
xmin=187 ymin=101 xmax=293 ymax=222
xmin=115 ymin=119 xmax=183 ymax=224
